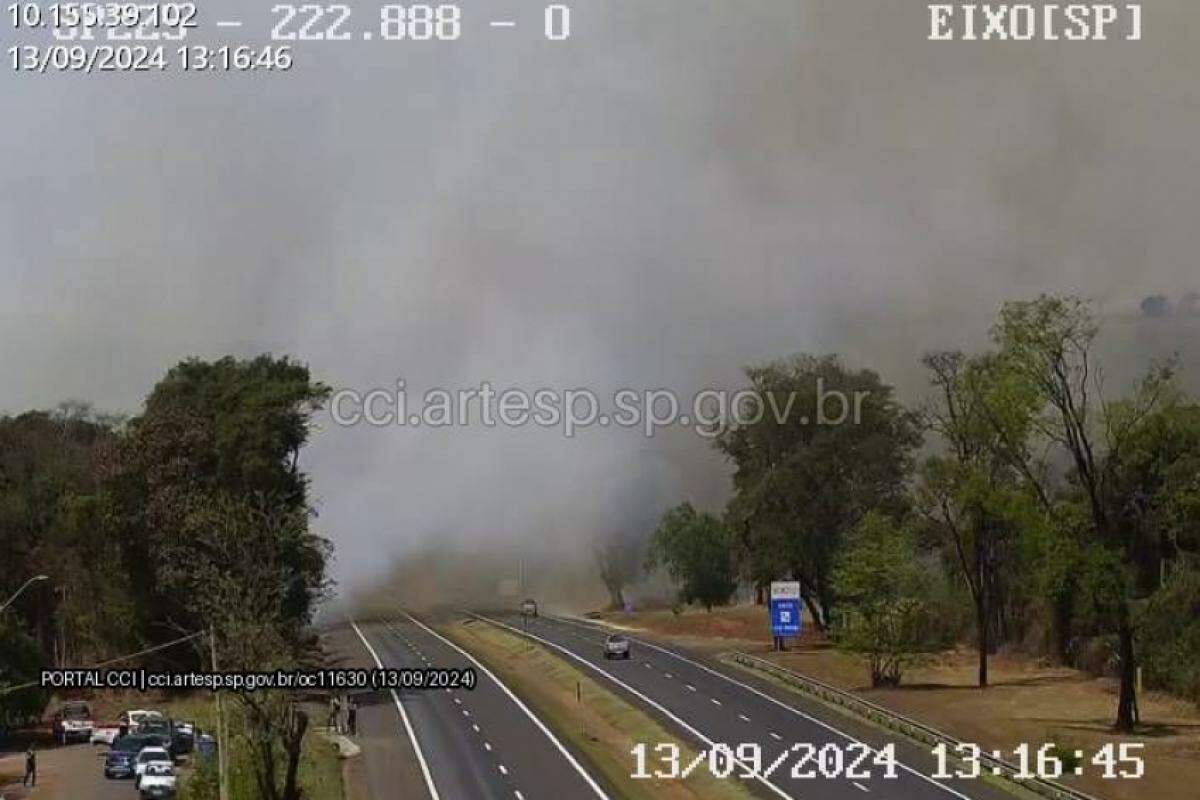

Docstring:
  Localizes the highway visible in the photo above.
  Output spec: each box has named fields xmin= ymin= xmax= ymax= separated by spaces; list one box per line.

xmin=352 ymin=615 xmax=609 ymax=800
xmin=482 ymin=613 xmax=1016 ymax=800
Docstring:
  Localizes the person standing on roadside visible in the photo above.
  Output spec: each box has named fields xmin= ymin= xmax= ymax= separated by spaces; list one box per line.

xmin=23 ymin=743 xmax=36 ymax=787
xmin=347 ymin=696 xmax=358 ymax=736
xmin=328 ymin=693 xmax=341 ymax=733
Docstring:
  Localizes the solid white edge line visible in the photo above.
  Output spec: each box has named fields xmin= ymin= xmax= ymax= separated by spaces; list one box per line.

xmin=349 ymin=620 xmax=441 ymax=800
xmin=400 ymin=612 xmax=611 ymax=800
xmin=477 ymin=614 xmax=794 ymax=800
xmin=549 ymin=615 xmax=974 ymax=800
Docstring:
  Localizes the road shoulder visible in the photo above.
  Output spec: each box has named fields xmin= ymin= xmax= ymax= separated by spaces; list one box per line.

xmin=321 ymin=622 xmax=430 ymax=800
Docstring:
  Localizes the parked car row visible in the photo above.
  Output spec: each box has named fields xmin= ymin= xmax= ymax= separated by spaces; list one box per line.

xmin=96 ymin=709 xmax=212 ymax=799
xmin=43 ymin=701 xmax=215 ymax=799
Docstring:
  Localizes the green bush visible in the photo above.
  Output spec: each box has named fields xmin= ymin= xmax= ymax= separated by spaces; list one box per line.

xmin=1137 ymin=567 xmax=1200 ymax=704
xmin=0 ymin=622 xmax=48 ymax=725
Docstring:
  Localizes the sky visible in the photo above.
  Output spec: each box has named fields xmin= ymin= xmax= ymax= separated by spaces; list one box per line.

xmin=2 ymin=1 xmax=1198 ymax=601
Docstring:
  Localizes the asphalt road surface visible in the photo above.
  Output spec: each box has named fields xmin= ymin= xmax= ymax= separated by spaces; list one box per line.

xmin=483 ymin=613 xmax=1017 ymax=800
xmin=353 ymin=616 xmax=609 ymax=800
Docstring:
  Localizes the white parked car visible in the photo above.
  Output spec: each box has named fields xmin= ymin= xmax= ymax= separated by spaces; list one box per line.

xmin=133 ymin=747 xmax=173 ymax=788
xmin=138 ymin=763 xmax=178 ymax=799
xmin=119 ymin=709 xmax=152 ymax=732
xmin=90 ymin=725 xmax=120 ymax=745
xmin=120 ymin=709 xmax=166 ymax=734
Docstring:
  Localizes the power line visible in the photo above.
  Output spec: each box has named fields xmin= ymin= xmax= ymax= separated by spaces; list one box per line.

xmin=0 ymin=630 xmax=207 ymax=697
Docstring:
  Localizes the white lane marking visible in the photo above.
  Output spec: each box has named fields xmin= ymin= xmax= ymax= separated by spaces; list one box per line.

xmin=738 ymin=714 xmax=750 ymax=722
xmin=350 ymin=621 xmax=440 ymax=800
xmin=462 ymin=709 xmax=470 ymax=717
xmin=643 ymin=662 xmax=652 ymax=669
xmin=854 ymin=782 xmax=870 ymax=792
xmin=685 ymin=684 xmax=697 ymax=692
xmin=664 ymin=672 xmax=673 ymax=679
xmin=498 ymin=764 xmax=509 ymax=775
xmin=453 ymin=697 xmax=462 ymax=705
xmin=710 ymin=698 xmax=722 ymax=706
xmin=548 ymin=616 xmax=973 ymax=800
xmin=769 ymin=732 xmax=783 ymax=741
xmin=401 ymin=613 xmax=610 ymax=800
xmin=477 ymin=614 xmax=793 ymax=800
xmin=472 ymin=723 xmax=481 ymax=733
xmin=514 ymin=792 xmax=525 ymax=800
xmin=485 ymin=742 xmax=493 ymax=751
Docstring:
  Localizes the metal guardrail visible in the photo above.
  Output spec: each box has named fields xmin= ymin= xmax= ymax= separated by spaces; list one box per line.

xmin=728 ymin=652 xmax=1104 ymax=800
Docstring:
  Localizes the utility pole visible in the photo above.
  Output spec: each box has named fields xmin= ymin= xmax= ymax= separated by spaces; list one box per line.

xmin=210 ymin=626 xmax=229 ymax=800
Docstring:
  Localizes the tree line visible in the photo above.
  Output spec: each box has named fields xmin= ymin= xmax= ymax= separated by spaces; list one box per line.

xmin=644 ymin=295 xmax=1199 ymax=731
xmin=0 ymin=354 xmax=331 ymax=799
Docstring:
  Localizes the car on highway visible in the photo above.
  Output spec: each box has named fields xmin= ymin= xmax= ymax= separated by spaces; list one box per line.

xmin=133 ymin=746 xmax=174 ymax=788
xmin=521 ymin=598 xmax=538 ymax=617
xmin=138 ymin=762 xmax=178 ymax=799
xmin=52 ymin=700 xmax=94 ymax=744
xmin=603 ymin=633 xmax=631 ymax=660
xmin=104 ymin=734 xmax=158 ymax=779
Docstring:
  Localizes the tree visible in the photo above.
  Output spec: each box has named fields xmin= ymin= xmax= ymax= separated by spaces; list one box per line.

xmin=918 ymin=351 xmax=1040 ymax=687
xmin=592 ymin=531 xmax=644 ymax=610
xmin=0 ymin=408 xmax=129 ymax=671
xmin=831 ymin=513 xmax=941 ymax=687
xmin=1111 ymin=403 xmax=1200 ymax=577
xmin=0 ymin=622 xmax=48 ymax=725
xmin=0 ymin=355 xmax=333 ymax=797
xmin=184 ymin=495 xmax=318 ymax=800
xmin=113 ymin=355 xmax=332 ymax=658
xmin=645 ymin=504 xmax=737 ymax=611
xmin=1137 ymin=567 xmax=1200 ymax=705
xmin=141 ymin=355 xmax=330 ymax=507
xmin=990 ymin=295 xmax=1178 ymax=731
xmin=717 ymin=355 xmax=921 ymax=628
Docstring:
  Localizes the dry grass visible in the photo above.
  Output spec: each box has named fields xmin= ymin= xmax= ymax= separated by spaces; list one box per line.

xmin=441 ymin=618 xmax=758 ymax=800
xmin=593 ymin=606 xmax=775 ymax=650
xmin=602 ymin=604 xmax=1200 ymax=800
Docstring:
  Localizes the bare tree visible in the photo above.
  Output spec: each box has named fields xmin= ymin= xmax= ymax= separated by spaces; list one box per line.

xmin=592 ymin=531 xmax=644 ymax=610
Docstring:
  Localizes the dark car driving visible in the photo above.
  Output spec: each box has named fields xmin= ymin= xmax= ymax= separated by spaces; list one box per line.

xmin=105 ymin=734 xmax=157 ymax=779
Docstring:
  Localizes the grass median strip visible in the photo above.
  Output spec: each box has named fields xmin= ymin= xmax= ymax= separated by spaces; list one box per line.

xmin=441 ymin=618 xmax=758 ymax=800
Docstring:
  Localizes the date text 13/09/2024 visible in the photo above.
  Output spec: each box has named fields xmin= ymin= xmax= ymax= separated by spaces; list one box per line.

xmin=631 ymin=741 xmax=1146 ymax=782
xmin=8 ymin=44 xmax=293 ymax=72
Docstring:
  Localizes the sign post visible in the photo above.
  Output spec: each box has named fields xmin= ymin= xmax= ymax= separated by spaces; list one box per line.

xmin=769 ymin=581 xmax=802 ymax=651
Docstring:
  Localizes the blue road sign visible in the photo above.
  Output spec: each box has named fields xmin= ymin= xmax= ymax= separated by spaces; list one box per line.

xmin=770 ymin=597 xmax=802 ymax=637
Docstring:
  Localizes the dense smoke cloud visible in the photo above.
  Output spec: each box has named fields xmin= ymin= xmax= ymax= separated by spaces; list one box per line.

xmin=2 ymin=1 xmax=1197 ymax=605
